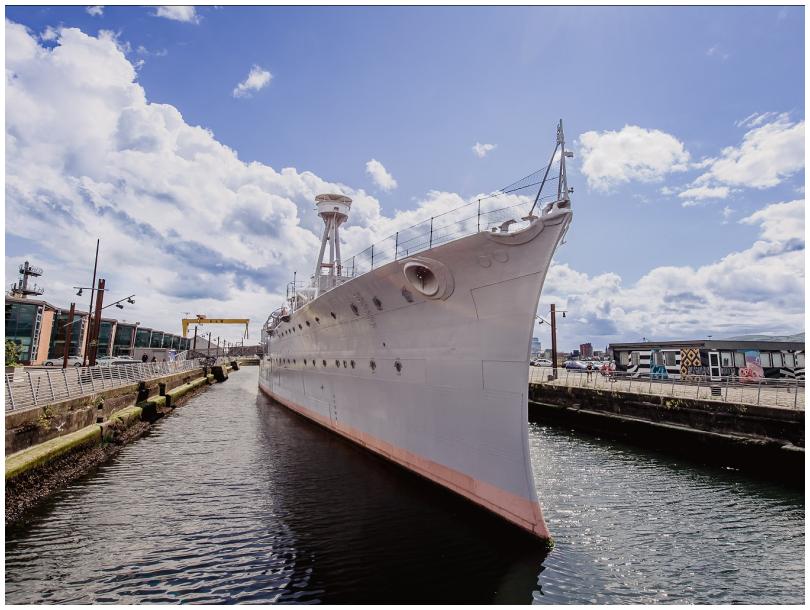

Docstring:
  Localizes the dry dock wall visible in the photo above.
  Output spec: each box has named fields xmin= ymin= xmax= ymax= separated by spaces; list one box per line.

xmin=528 ymin=383 xmax=804 ymax=481
xmin=6 ymin=366 xmax=235 ymax=524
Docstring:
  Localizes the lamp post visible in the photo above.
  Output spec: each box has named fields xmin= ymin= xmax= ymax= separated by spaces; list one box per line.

xmin=537 ymin=303 xmax=567 ymax=379
xmin=80 ymin=239 xmax=100 ymax=366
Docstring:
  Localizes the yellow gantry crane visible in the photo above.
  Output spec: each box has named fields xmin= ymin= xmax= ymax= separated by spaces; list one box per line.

xmin=181 ymin=315 xmax=250 ymax=339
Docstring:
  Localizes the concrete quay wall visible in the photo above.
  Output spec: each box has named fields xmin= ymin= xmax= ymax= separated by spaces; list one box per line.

xmin=5 ymin=363 xmax=238 ymax=524
xmin=528 ymin=383 xmax=804 ymax=481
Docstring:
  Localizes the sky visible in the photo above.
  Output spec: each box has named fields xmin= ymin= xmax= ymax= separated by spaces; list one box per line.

xmin=4 ymin=5 xmax=805 ymax=350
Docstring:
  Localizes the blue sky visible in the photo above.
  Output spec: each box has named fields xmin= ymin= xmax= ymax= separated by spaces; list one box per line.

xmin=5 ymin=5 xmax=805 ymax=349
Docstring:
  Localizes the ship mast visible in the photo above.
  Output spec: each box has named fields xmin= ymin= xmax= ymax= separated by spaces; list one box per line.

xmin=528 ymin=119 xmax=572 ymax=216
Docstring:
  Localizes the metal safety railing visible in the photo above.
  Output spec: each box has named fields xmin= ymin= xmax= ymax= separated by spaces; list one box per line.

xmin=529 ymin=366 xmax=805 ymax=410
xmin=343 ymin=185 xmax=562 ymax=280
xmin=4 ymin=357 xmax=233 ymax=413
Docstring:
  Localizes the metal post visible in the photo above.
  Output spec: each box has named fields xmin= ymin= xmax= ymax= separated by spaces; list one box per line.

xmin=63 ymin=368 xmax=70 ymax=397
xmin=28 ymin=371 xmax=37 ymax=407
xmin=217 ymin=337 xmax=220 ymax=357
xmin=429 ymin=217 xmax=434 ymax=248
xmin=394 ymin=232 xmax=399 ymax=261
xmin=794 ymin=379 xmax=799 ymax=409
xmin=756 ymin=379 xmax=762 ymax=406
xmin=193 ymin=325 xmax=198 ymax=352
xmin=725 ymin=375 xmax=730 ymax=402
xmin=88 ymin=278 xmax=106 ymax=366
xmin=82 ymin=239 xmax=100 ymax=367
xmin=63 ymin=302 xmax=75 ymax=369
xmin=696 ymin=376 xmax=701 ymax=398
xmin=550 ymin=304 xmax=558 ymax=380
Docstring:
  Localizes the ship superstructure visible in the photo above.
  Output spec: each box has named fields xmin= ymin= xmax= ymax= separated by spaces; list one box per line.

xmin=260 ymin=121 xmax=574 ymax=540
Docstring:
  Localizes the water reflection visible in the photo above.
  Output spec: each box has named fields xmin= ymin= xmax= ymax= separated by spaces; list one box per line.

xmin=5 ymin=370 xmax=804 ymax=604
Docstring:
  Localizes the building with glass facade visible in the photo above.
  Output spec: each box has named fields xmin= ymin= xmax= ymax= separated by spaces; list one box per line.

xmin=5 ymin=297 xmax=56 ymax=365
xmin=5 ymin=295 xmax=187 ymax=366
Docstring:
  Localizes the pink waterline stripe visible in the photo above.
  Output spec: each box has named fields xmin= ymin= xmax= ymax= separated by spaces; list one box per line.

xmin=259 ymin=381 xmax=550 ymax=540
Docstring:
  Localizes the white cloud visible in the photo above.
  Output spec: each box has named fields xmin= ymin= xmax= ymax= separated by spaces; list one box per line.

xmin=154 ymin=6 xmax=199 ymax=23
xmin=86 ymin=6 xmax=104 ymax=17
xmin=706 ymin=44 xmax=730 ymax=61
xmin=472 ymin=142 xmax=496 ymax=158
xmin=678 ymin=185 xmax=730 ymax=207
xmin=40 ymin=25 xmax=59 ymax=41
xmin=232 ymin=65 xmax=272 ymax=98
xmin=540 ymin=198 xmax=805 ymax=348
xmin=695 ymin=114 xmax=804 ymax=189
xmin=721 ymin=206 xmax=734 ymax=223
xmin=6 ymin=20 xmax=803 ymax=349
xmin=365 ymin=159 xmax=398 ymax=191
xmin=577 ymin=125 xmax=690 ymax=192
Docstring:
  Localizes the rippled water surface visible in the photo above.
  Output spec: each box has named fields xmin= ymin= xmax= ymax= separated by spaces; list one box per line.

xmin=6 ymin=368 xmax=804 ymax=603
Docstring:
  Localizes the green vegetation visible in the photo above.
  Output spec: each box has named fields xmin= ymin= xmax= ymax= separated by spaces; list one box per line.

xmin=5 ymin=339 xmax=21 ymax=367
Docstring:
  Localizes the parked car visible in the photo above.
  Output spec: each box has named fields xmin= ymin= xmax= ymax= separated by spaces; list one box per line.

xmin=530 ymin=358 xmax=553 ymax=367
xmin=96 ymin=356 xmax=117 ymax=366
xmin=43 ymin=356 xmax=83 ymax=366
xmin=111 ymin=358 xmax=140 ymax=366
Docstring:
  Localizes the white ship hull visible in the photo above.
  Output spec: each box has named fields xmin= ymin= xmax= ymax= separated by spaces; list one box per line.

xmin=259 ymin=207 xmax=572 ymax=540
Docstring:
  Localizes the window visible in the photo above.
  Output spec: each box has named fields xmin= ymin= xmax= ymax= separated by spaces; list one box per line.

xmin=664 ymin=351 xmax=677 ymax=367
xmin=784 ymin=353 xmax=795 ymax=368
xmin=734 ymin=351 xmax=745 ymax=368
xmin=651 ymin=351 xmax=664 ymax=366
xmin=797 ymin=353 xmax=805 ymax=368
xmin=761 ymin=352 xmax=772 ymax=367
xmin=630 ymin=352 xmax=639 ymax=367
xmin=720 ymin=352 xmax=733 ymax=367
xmin=772 ymin=352 xmax=783 ymax=368
xmin=618 ymin=352 xmax=629 ymax=366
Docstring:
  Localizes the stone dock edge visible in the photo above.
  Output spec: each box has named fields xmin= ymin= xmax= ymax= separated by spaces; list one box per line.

xmin=5 ymin=362 xmax=240 ymax=524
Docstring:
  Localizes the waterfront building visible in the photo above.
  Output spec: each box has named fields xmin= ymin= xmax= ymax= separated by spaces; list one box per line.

xmin=610 ymin=339 xmax=805 ymax=380
xmin=4 ymin=295 xmax=187 ymax=365
xmin=5 ymin=296 xmax=57 ymax=365
xmin=531 ymin=337 xmax=542 ymax=357
xmin=579 ymin=342 xmax=593 ymax=357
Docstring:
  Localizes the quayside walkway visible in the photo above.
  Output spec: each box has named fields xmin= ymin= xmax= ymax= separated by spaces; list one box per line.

xmin=529 ymin=366 xmax=804 ymax=410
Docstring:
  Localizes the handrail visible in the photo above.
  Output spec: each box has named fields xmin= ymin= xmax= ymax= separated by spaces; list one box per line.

xmin=3 ymin=358 xmax=230 ymax=412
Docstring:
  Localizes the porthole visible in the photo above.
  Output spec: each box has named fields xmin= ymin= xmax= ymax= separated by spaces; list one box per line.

xmin=293 ymin=359 xmax=296 ymax=364
xmin=343 ymin=360 xmax=347 ymax=368
xmin=304 ymin=359 xmax=308 ymax=365
xmin=350 ymin=360 xmax=356 ymax=369
xmin=315 ymin=317 xmax=320 ymax=323
xmin=322 ymin=359 xmax=327 ymax=367
xmin=298 ymin=324 xmax=302 ymax=330
xmin=306 ymin=321 xmax=311 ymax=327
xmin=330 ymin=312 xmax=336 ymax=319
xmin=394 ymin=360 xmax=402 ymax=373
xmin=335 ymin=360 xmax=341 ymax=367
xmin=350 ymin=303 xmax=359 ymax=316
xmin=370 ymin=360 xmax=377 ymax=371
xmin=373 ymin=297 xmax=383 ymax=310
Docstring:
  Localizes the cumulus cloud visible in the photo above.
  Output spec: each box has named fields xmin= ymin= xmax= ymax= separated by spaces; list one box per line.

xmin=154 ymin=6 xmax=199 ymax=23
xmin=472 ymin=142 xmax=496 ymax=158
xmin=678 ymin=185 xmax=730 ymax=207
xmin=539 ymin=198 xmax=805 ymax=349
xmin=232 ymin=64 xmax=272 ymax=98
xmin=6 ymin=20 xmax=803 ymax=348
xmin=694 ymin=113 xmax=804 ymax=189
xmin=4 ymin=21 xmax=372 ymax=338
xmin=577 ymin=125 xmax=690 ymax=191
xmin=365 ymin=159 xmax=398 ymax=191
xmin=86 ymin=6 xmax=103 ymax=17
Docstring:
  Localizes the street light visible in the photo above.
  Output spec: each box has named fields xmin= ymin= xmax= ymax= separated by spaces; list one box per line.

xmin=536 ymin=304 xmax=567 ymax=379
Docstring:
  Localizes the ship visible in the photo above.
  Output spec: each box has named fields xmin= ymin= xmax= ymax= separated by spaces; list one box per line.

xmin=259 ymin=121 xmax=574 ymax=540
